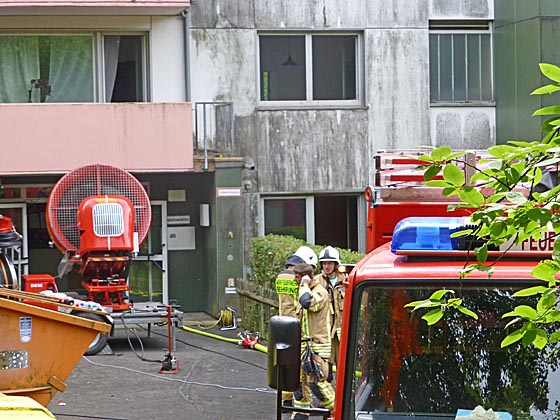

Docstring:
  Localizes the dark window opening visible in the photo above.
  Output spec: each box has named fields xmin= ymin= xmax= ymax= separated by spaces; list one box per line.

xmin=104 ymin=35 xmax=144 ymax=102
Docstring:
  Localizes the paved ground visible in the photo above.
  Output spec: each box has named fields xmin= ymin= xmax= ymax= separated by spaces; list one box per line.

xmin=46 ymin=313 xmax=279 ymax=420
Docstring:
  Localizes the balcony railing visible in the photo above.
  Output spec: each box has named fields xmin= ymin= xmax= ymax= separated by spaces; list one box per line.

xmin=193 ymin=102 xmax=235 ymax=170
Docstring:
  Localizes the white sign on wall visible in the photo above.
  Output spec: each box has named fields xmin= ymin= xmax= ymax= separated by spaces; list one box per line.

xmin=216 ymin=187 xmax=242 ymax=198
xmin=167 ymin=226 xmax=196 ymax=250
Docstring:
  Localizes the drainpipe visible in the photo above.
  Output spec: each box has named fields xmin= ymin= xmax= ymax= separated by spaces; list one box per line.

xmin=181 ymin=8 xmax=191 ymax=102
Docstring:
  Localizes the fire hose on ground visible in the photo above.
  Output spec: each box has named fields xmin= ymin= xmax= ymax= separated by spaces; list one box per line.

xmin=181 ymin=325 xmax=268 ymax=354
xmin=181 ymin=307 xmax=268 ymax=353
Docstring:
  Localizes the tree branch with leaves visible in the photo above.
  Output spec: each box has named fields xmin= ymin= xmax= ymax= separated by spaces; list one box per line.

xmin=407 ymin=63 xmax=560 ymax=352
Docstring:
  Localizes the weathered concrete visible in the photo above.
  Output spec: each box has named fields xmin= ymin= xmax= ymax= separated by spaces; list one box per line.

xmin=189 ymin=0 xmax=496 ymax=254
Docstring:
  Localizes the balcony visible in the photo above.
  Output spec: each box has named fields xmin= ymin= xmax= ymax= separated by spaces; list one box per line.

xmin=0 ymin=102 xmax=193 ymax=175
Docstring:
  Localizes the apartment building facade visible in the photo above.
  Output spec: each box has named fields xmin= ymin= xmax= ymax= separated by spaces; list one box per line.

xmin=1 ymin=0 xmax=558 ymax=315
xmin=189 ymin=0 xmax=496 ymax=258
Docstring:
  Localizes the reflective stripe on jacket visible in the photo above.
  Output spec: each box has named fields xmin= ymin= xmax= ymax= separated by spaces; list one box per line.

xmin=276 ymin=269 xmax=300 ymax=319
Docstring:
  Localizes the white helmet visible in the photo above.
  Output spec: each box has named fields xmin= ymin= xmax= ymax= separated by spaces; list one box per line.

xmin=294 ymin=246 xmax=318 ymax=268
xmin=319 ymin=246 xmax=340 ymax=265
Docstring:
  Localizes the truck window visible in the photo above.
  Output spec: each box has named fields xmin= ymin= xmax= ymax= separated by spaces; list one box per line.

xmin=344 ymin=283 xmax=560 ymax=420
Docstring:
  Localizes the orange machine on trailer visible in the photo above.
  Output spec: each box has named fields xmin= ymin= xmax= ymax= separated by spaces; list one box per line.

xmin=268 ymin=151 xmax=559 ymax=420
xmin=44 ymin=164 xmax=152 ymax=312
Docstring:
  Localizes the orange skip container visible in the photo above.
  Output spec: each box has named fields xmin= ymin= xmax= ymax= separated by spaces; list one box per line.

xmin=0 ymin=297 xmax=111 ymax=406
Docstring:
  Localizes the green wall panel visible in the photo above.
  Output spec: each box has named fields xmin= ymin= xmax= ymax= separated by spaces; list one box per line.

xmin=515 ymin=18 xmax=542 ymax=141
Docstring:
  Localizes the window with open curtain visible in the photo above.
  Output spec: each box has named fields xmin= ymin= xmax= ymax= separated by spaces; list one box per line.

xmin=0 ymin=36 xmax=40 ymax=103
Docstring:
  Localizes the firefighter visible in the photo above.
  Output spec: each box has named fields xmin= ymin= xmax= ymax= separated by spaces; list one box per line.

xmin=292 ymin=263 xmax=335 ymax=419
xmin=315 ymin=246 xmax=346 ymax=380
xmin=275 ymin=246 xmax=318 ymax=406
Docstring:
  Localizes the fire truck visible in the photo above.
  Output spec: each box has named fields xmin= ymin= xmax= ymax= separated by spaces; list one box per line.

xmin=268 ymin=151 xmax=560 ymax=420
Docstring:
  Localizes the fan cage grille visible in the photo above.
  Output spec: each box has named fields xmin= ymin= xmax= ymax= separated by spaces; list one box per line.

xmin=47 ymin=164 xmax=151 ymax=252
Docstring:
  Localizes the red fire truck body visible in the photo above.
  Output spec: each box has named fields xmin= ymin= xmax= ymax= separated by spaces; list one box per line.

xmin=269 ymin=151 xmax=559 ymax=419
xmin=333 ymin=217 xmax=559 ymax=420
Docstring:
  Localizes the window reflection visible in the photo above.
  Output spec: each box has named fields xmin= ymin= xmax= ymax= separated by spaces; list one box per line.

xmin=349 ymin=285 xmax=560 ymax=419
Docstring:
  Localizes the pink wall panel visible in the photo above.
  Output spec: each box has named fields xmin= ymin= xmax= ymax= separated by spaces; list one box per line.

xmin=0 ymin=102 xmax=193 ymax=174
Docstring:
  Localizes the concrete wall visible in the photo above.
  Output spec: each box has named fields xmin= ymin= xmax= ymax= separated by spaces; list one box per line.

xmin=189 ymin=0 xmax=495 ymax=256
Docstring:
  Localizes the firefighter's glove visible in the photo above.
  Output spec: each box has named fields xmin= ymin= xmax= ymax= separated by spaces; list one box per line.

xmin=302 ymin=343 xmax=324 ymax=381
xmin=327 ymin=362 xmax=333 ymax=383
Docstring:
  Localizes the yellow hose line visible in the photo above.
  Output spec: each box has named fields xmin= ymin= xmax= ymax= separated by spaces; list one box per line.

xmin=181 ymin=325 xmax=239 ymax=343
xmin=254 ymin=343 xmax=268 ymax=354
xmin=181 ymin=325 xmax=269 ymax=354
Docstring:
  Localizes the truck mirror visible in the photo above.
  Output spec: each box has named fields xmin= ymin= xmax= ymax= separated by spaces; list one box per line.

xmin=338 ymin=264 xmax=355 ymax=275
xmin=267 ymin=315 xmax=301 ymax=391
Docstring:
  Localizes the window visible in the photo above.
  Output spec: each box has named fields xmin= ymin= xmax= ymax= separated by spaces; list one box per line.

xmin=0 ymin=33 xmax=146 ymax=103
xmin=259 ymin=33 xmax=360 ymax=105
xmin=260 ymin=195 xmax=359 ymax=250
xmin=263 ymin=198 xmax=308 ymax=240
xmin=429 ymin=21 xmax=492 ymax=103
xmin=346 ymin=283 xmax=560 ymax=419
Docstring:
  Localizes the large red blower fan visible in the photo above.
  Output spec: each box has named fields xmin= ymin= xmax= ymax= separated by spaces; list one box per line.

xmin=46 ymin=164 xmax=152 ymax=311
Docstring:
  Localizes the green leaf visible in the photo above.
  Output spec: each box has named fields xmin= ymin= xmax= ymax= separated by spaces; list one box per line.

xmin=431 ymin=146 xmax=452 ymax=161
xmin=522 ymin=328 xmax=537 ymax=347
xmin=505 ymin=192 xmax=527 ymax=204
xmin=474 ymin=243 xmax=488 ymax=263
xmin=422 ymin=309 xmax=444 ymax=325
xmin=425 ymin=180 xmax=449 ymax=188
xmin=429 ymin=289 xmax=454 ymax=300
xmin=533 ymin=105 xmax=560 ymax=116
xmin=531 ymin=262 xmax=558 ymax=282
xmin=404 ymin=300 xmax=441 ymax=310
xmin=514 ymin=305 xmax=538 ymax=320
xmin=442 ymin=187 xmax=458 ymax=197
xmin=450 ymin=229 xmax=473 ymax=238
xmin=553 ymin=236 xmax=560 ymax=261
xmin=504 ymin=317 xmax=521 ymax=328
xmin=550 ymin=331 xmax=560 ymax=343
xmin=540 ymin=63 xmax=560 ymax=83
xmin=443 ymin=164 xmax=465 ymax=187
xmin=424 ymin=165 xmax=441 ymax=181
xmin=527 ymin=208 xmax=551 ymax=225
xmin=531 ymin=84 xmax=560 ymax=95
xmin=533 ymin=329 xmax=549 ymax=350
xmin=537 ymin=292 xmax=556 ymax=312
xmin=487 ymin=145 xmax=516 ymax=159
xmin=501 ymin=328 xmax=524 ymax=348
xmin=456 ymin=306 xmax=479 ymax=319
xmin=458 ymin=187 xmax=485 ymax=207
xmin=513 ymin=286 xmax=549 ymax=297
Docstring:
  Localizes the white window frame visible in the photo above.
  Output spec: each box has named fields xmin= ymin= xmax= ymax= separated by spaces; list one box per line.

xmin=97 ymin=32 xmax=149 ymax=102
xmin=258 ymin=196 xmax=315 ymax=243
xmin=429 ymin=21 xmax=494 ymax=105
xmin=257 ymin=32 xmax=363 ymax=108
xmin=0 ymin=32 xmax=148 ymax=103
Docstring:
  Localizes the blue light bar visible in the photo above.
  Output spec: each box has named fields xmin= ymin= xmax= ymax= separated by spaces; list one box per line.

xmin=391 ymin=217 xmax=468 ymax=254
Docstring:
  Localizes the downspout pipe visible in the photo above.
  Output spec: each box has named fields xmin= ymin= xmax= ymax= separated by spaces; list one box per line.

xmin=181 ymin=7 xmax=192 ymax=102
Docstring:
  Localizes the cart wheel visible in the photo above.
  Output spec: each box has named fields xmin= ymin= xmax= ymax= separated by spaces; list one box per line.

xmin=75 ymin=312 xmax=109 ymax=355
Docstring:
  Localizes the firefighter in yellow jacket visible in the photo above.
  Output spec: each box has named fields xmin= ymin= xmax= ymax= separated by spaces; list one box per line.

xmin=315 ymin=246 xmax=346 ymax=378
xmin=292 ymin=263 xmax=335 ymax=419
xmin=275 ymin=246 xmax=318 ymax=406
